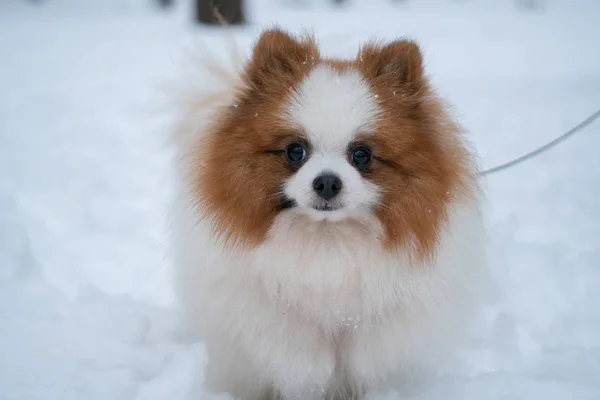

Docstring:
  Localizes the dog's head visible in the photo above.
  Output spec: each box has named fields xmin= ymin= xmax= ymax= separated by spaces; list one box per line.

xmin=190 ymin=29 xmax=477 ymax=260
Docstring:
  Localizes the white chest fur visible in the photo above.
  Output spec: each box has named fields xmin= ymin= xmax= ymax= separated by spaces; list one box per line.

xmin=171 ymin=193 xmax=486 ymax=399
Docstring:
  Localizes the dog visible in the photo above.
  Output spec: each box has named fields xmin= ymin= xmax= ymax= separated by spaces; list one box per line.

xmin=168 ymin=27 xmax=486 ymax=400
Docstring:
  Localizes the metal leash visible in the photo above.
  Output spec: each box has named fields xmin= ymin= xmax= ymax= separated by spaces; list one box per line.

xmin=481 ymin=108 xmax=600 ymax=176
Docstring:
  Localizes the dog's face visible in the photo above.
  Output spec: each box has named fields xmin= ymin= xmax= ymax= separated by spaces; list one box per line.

xmin=279 ymin=64 xmax=382 ymax=222
xmin=192 ymin=29 xmax=474 ymax=260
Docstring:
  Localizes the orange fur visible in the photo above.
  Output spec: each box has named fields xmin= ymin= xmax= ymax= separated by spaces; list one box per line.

xmin=356 ymin=40 xmax=476 ymax=262
xmin=190 ymin=30 xmax=321 ymax=248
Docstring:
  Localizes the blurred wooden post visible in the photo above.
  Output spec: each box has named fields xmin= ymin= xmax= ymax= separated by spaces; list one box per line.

xmin=196 ymin=0 xmax=245 ymax=25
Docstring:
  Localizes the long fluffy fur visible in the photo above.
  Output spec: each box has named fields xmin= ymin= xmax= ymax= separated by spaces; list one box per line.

xmin=168 ymin=28 xmax=487 ymax=400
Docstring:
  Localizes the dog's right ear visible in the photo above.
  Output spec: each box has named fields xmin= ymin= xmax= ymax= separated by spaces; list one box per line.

xmin=244 ymin=28 xmax=319 ymax=89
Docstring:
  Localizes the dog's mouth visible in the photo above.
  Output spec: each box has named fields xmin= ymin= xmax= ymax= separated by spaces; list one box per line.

xmin=279 ymin=195 xmax=345 ymax=213
xmin=312 ymin=202 xmax=343 ymax=212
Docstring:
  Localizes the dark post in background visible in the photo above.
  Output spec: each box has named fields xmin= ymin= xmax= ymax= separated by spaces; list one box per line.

xmin=196 ymin=0 xmax=245 ymax=25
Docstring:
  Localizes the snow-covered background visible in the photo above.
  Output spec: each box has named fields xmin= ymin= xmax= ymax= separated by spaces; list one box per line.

xmin=1 ymin=0 xmax=599 ymax=399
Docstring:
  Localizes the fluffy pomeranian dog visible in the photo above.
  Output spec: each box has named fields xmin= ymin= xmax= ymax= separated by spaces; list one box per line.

xmin=169 ymin=28 xmax=486 ymax=400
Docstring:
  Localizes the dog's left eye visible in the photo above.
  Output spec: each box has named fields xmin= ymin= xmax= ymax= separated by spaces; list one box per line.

xmin=286 ymin=143 xmax=307 ymax=164
xmin=350 ymin=147 xmax=372 ymax=170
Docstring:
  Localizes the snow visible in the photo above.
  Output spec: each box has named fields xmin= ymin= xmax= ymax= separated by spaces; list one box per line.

xmin=1 ymin=0 xmax=599 ymax=399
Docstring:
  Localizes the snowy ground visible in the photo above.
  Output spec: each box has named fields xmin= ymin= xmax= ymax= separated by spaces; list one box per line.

xmin=1 ymin=0 xmax=600 ymax=399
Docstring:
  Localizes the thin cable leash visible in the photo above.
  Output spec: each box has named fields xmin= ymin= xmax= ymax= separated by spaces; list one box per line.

xmin=480 ymin=108 xmax=600 ymax=176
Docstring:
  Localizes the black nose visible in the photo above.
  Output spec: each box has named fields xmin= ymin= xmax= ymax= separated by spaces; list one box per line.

xmin=312 ymin=174 xmax=342 ymax=200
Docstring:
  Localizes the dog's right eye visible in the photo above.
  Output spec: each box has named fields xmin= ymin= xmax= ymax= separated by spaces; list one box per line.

xmin=286 ymin=143 xmax=307 ymax=165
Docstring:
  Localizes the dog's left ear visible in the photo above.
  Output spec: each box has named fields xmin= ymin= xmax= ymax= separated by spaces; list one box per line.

xmin=358 ymin=39 xmax=424 ymax=90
